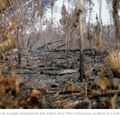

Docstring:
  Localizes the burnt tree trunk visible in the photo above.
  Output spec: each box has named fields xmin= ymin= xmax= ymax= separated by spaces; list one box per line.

xmin=17 ymin=27 xmax=21 ymax=65
xmin=78 ymin=0 xmax=84 ymax=82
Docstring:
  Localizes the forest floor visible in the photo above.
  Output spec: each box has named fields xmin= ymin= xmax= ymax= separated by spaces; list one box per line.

xmin=1 ymin=49 xmax=120 ymax=109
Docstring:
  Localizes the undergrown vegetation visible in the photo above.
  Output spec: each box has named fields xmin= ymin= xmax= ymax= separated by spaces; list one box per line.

xmin=0 ymin=0 xmax=120 ymax=109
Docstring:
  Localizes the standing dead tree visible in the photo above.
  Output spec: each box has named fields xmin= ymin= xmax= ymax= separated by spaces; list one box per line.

xmin=38 ymin=0 xmax=44 ymax=33
xmin=78 ymin=0 xmax=84 ymax=82
xmin=27 ymin=0 xmax=35 ymax=50
xmin=50 ymin=0 xmax=54 ymax=25
xmin=60 ymin=3 xmax=69 ymax=59
xmin=98 ymin=0 xmax=102 ymax=42
xmin=87 ymin=0 xmax=94 ymax=55
xmin=112 ymin=0 xmax=120 ymax=48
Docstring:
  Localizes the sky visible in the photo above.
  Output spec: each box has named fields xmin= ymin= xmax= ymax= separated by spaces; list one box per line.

xmin=45 ymin=0 xmax=110 ymax=25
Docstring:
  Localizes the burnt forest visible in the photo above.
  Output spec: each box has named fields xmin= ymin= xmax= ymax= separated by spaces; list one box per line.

xmin=0 ymin=0 xmax=120 ymax=109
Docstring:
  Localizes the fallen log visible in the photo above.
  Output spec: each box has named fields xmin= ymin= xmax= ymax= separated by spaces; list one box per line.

xmin=64 ymin=100 xmax=80 ymax=109
xmin=36 ymin=39 xmax=63 ymax=50
xmin=58 ymin=69 xmax=79 ymax=75
xmin=49 ymin=43 xmax=66 ymax=50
